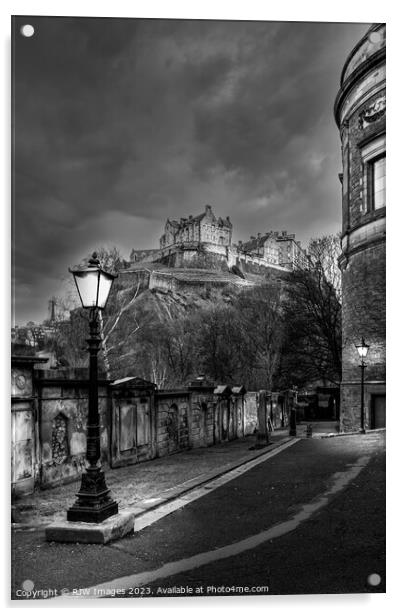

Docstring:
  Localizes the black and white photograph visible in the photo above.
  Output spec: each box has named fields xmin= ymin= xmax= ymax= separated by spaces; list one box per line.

xmin=10 ymin=6 xmax=387 ymax=603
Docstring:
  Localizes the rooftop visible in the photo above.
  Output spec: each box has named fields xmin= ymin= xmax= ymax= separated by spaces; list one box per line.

xmin=341 ymin=23 xmax=385 ymax=86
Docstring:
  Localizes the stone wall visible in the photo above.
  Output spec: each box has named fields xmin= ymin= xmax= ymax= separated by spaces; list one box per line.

xmin=11 ymin=358 xmax=264 ymax=496
xmin=35 ymin=368 xmax=110 ymax=488
xmin=110 ymin=377 xmax=157 ymax=468
xmin=341 ymin=243 xmax=386 ymax=385
xmin=188 ymin=389 xmax=215 ymax=448
xmin=11 ymin=357 xmax=45 ymax=496
xmin=156 ymin=392 xmax=191 ymax=457
xmin=155 ymin=242 xmax=290 ymax=277
xmin=243 ymin=392 xmax=258 ymax=435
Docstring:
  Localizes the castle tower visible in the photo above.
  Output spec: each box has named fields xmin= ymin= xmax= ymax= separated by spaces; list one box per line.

xmin=334 ymin=24 xmax=386 ymax=430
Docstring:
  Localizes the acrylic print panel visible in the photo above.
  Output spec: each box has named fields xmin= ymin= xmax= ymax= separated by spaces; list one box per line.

xmin=11 ymin=15 xmax=385 ymax=601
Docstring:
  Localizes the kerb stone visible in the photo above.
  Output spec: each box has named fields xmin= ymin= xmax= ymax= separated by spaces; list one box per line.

xmin=45 ymin=511 xmax=134 ymax=544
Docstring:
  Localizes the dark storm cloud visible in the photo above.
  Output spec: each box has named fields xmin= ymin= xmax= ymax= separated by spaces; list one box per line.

xmin=13 ymin=16 xmax=369 ymax=323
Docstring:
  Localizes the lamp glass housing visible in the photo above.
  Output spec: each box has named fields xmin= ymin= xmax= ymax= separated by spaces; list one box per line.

xmin=355 ymin=338 xmax=369 ymax=359
xmin=71 ymin=265 xmax=115 ymax=309
xmin=97 ymin=273 xmax=114 ymax=308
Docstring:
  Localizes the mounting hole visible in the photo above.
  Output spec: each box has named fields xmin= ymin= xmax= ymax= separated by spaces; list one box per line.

xmin=368 ymin=31 xmax=381 ymax=44
xmin=20 ymin=24 xmax=35 ymax=38
xmin=22 ymin=579 xmax=35 ymax=591
xmin=367 ymin=573 xmax=381 ymax=586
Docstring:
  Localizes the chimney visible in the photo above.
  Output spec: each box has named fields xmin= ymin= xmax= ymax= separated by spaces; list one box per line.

xmin=281 ymin=230 xmax=287 ymax=236
xmin=205 ymin=204 xmax=212 ymax=214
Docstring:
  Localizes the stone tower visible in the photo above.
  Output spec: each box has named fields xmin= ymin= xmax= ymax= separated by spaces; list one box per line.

xmin=334 ymin=23 xmax=386 ymax=431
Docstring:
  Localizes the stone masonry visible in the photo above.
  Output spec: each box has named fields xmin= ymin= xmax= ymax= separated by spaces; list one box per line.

xmin=335 ymin=23 xmax=386 ymax=431
xmin=12 ymin=358 xmax=274 ymax=497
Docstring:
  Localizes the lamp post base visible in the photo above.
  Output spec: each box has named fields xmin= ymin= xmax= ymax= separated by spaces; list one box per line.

xmin=249 ymin=433 xmax=270 ymax=450
xmin=46 ymin=511 xmax=134 ymax=544
xmin=67 ymin=468 xmax=118 ymax=524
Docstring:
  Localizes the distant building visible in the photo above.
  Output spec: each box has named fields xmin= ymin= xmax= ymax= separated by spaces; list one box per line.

xmin=160 ymin=204 xmax=233 ymax=249
xmin=239 ymin=232 xmax=280 ymax=265
xmin=334 ymin=23 xmax=386 ymax=430
xmin=238 ymin=230 xmax=308 ymax=269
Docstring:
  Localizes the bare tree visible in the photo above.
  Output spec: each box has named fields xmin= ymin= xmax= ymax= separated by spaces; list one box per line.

xmin=92 ymin=245 xmax=124 ymax=273
xmin=196 ymin=305 xmax=241 ymax=383
xmin=280 ymin=234 xmax=342 ymax=387
xmin=235 ymin=283 xmax=284 ymax=390
xmin=307 ymin=233 xmax=342 ymax=300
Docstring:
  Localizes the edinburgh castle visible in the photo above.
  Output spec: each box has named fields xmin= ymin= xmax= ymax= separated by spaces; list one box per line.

xmin=129 ymin=204 xmax=309 ymax=291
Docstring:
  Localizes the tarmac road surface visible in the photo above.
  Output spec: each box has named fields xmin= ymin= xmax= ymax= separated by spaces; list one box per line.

xmin=11 ymin=431 xmax=385 ymax=599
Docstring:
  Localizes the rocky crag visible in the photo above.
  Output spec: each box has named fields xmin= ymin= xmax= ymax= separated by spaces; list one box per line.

xmin=100 ymin=262 xmax=287 ymax=382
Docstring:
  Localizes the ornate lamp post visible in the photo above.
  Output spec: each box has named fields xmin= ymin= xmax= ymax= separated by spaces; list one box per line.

xmin=355 ymin=337 xmax=370 ymax=433
xmin=67 ymin=252 xmax=118 ymax=523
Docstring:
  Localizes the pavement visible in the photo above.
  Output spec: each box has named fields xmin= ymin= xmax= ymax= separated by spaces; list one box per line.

xmin=298 ymin=420 xmax=340 ymax=434
xmin=11 ymin=430 xmax=385 ymax=599
xmin=12 ymin=429 xmax=291 ymax=528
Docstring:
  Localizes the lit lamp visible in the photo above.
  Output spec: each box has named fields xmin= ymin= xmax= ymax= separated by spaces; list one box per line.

xmin=355 ymin=337 xmax=370 ymax=433
xmin=67 ymin=252 xmax=118 ymax=523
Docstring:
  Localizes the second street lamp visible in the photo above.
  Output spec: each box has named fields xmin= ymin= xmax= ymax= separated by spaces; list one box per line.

xmin=355 ymin=337 xmax=370 ymax=433
xmin=67 ymin=252 xmax=118 ymax=523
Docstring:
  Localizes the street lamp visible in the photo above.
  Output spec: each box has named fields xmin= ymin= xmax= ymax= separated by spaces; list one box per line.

xmin=355 ymin=337 xmax=370 ymax=433
xmin=67 ymin=252 xmax=118 ymax=523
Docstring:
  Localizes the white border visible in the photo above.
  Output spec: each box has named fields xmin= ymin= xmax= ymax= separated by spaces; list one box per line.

xmin=2 ymin=1 xmax=400 ymax=614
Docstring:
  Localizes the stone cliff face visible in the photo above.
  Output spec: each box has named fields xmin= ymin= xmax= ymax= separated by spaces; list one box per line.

xmin=100 ymin=271 xmax=239 ymax=381
xmin=99 ymin=261 xmax=288 ymax=383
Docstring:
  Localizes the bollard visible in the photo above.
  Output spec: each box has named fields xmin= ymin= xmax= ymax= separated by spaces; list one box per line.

xmin=306 ymin=424 xmax=313 ymax=438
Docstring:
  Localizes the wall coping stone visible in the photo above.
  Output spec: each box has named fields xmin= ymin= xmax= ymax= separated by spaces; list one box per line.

xmin=12 ymin=355 xmax=48 ymax=367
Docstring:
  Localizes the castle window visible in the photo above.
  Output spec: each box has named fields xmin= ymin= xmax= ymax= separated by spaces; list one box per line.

xmin=360 ymin=135 xmax=386 ymax=213
xmin=369 ymin=155 xmax=386 ymax=210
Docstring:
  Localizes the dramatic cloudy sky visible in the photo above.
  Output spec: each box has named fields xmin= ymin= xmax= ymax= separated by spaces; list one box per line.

xmin=13 ymin=16 xmax=369 ymax=324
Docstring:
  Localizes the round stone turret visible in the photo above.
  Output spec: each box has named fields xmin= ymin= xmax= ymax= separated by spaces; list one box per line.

xmin=334 ymin=23 xmax=386 ymax=431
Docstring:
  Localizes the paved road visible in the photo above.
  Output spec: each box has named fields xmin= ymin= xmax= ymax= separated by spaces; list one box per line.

xmin=11 ymin=432 xmax=385 ymax=599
